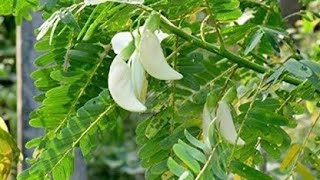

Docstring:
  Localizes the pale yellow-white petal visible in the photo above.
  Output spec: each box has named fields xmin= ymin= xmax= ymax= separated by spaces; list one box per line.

xmin=108 ymin=55 xmax=146 ymax=112
xmin=0 ymin=117 xmax=9 ymax=132
xmin=202 ymin=104 xmax=214 ymax=147
xmin=216 ymin=101 xmax=245 ymax=146
xmin=129 ymin=51 xmax=148 ymax=102
xmin=139 ymin=29 xmax=183 ymax=80
xmin=111 ymin=32 xmax=133 ymax=54
xmin=155 ymin=30 xmax=169 ymax=42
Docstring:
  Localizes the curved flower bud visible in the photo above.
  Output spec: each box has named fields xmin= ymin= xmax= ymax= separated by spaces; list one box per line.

xmin=129 ymin=51 xmax=148 ymax=102
xmin=111 ymin=32 xmax=133 ymax=55
xmin=108 ymin=55 xmax=146 ymax=112
xmin=139 ymin=29 xmax=183 ymax=80
xmin=202 ymin=104 xmax=214 ymax=147
xmin=216 ymin=101 xmax=245 ymax=146
xmin=111 ymin=28 xmax=168 ymax=55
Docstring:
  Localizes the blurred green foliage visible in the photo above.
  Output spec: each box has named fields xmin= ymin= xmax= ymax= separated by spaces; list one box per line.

xmin=0 ymin=15 xmax=17 ymax=138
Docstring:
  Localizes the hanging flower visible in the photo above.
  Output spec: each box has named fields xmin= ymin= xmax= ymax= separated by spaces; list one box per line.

xmin=202 ymin=103 xmax=215 ymax=148
xmin=139 ymin=29 xmax=183 ymax=80
xmin=108 ymin=53 xmax=147 ymax=112
xmin=216 ymin=101 xmax=245 ymax=145
xmin=108 ymin=12 xmax=183 ymax=112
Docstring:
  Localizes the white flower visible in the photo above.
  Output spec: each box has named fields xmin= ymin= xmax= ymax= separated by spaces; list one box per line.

xmin=139 ymin=29 xmax=183 ymax=80
xmin=216 ymin=101 xmax=245 ymax=145
xmin=108 ymin=25 xmax=183 ymax=112
xmin=202 ymin=103 xmax=215 ymax=147
xmin=129 ymin=51 xmax=148 ymax=102
xmin=108 ymin=54 xmax=147 ymax=112
xmin=84 ymin=0 xmax=144 ymax=6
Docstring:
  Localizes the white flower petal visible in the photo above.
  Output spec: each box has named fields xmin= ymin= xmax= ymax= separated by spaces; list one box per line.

xmin=202 ymin=104 xmax=214 ymax=147
xmin=139 ymin=29 xmax=183 ymax=80
xmin=108 ymin=55 xmax=146 ymax=112
xmin=155 ymin=30 xmax=169 ymax=42
xmin=130 ymin=51 xmax=148 ymax=102
xmin=111 ymin=32 xmax=134 ymax=54
xmin=216 ymin=101 xmax=245 ymax=146
xmin=236 ymin=8 xmax=255 ymax=25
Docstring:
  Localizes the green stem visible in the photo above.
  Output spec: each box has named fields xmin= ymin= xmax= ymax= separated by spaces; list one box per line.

xmin=226 ymin=75 xmax=266 ymax=171
xmin=159 ymin=15 xmax=303 ymax=86
xmin=195 ymin=143 xmax=220 ymax=180
xmin=204 ymin=0 xmax=224 ymax=49
xmin=285 ymin=112 xmax=320 ymax=179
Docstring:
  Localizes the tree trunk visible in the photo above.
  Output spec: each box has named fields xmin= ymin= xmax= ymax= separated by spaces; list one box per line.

xmin=279 ymin=0 xmax=301 ymax=26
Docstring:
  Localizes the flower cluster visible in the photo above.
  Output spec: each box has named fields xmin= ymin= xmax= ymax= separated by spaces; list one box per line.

xmin=108 ymin=13 xmax=183 ymax=112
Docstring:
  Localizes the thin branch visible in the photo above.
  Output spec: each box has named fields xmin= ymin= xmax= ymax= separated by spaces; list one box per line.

xmin=227 ymin=75 xmax=267 ymax=171
xmin=195 ymin=143 xmax=220 ymax=180
xmin=157 ymin=13 xmax=303 ymax=86
xmin=170 ymin=36 xmax=179 ymax=133
xmin=204 ymin=0 xmax=224 ymax=49
xmin=285 ymin=112 xmax=320 ymax=179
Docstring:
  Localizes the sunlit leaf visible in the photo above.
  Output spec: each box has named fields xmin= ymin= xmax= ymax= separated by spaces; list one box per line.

xmin=230 ymin=160 xmax=272 ymax=180
xmin=280 ymin=144 xmax=301 ymax=172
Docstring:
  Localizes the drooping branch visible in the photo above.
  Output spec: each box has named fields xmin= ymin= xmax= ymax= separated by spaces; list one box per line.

xmin=158 ymin=15 xmax=303 ymax=86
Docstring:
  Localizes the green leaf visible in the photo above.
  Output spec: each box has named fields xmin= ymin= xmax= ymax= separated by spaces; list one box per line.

xmin=266 ymin=67 xmax=285 ymax=84
xmin=173 ymin=144 xmax=201 ymax=174
xmin=184 ymin=129 xmax=206 ymax=150
xmin=280 ymin=144 xmax=301 ymax=172
xmin=150 ymin=161 xmax=168 ymax=175
xmin=296 ymin=162 xmax=315 ymax=180
xmin=0 ymin=0 xmax=13 ymax=15
xmin=59 ymin=10 xmax=80 ymax=32
xmin=178 ymin=140 xmax=206 ymax=163
xmin=19 ymin=90 xmax=116 ymax=179
xmin=284 ymin=59 xmax=313 ymax=78
xmin=261 ymin=140 xmax=281 ymax=159
xmin=167 ymin=157 xmax=185 ymax=176
xmin=214 ymin=0 xmax=240 ymax=11
xmin=145 ymin=111 xmax=170 ymax=139
xmin=265 ymin=32 xmax=280 ymax=54
xmin=244 ymin=29 xmax=264 ymax=55
xmin=230 ymin=160 xmax=272 ymax=180
xmin=304 ymin=148 xmax=320 ymax=171
xmin=46 ymin=0 xmax=58 ymax=10
xmin=248 ymin=108 xmax=289 ymax=126
xmin=15 ymin=0 xmax=39 ymax=24
xmin=222 ymin=86 xmax=237 ymax=104
xmin=216 ymin=9 xmax=242 ymax=22
xmin=52 ymin=152 xmax=74 ymax=180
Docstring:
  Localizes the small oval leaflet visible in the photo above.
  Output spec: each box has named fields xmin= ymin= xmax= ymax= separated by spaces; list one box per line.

xmin=284 ymin=59 xmax=313 ymax=78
